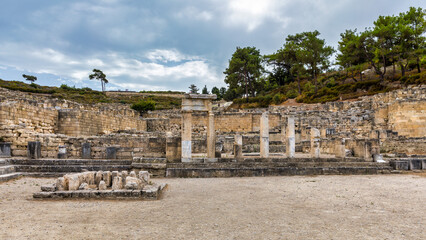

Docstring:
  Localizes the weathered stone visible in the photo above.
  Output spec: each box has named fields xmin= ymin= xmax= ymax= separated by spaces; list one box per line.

xmin=84 ymin=171 xmax=95 ymax=185
xmin=138 ymin=171 xmax=150 ymax=183
xmin=81 ymin=142 xmax=91 ymax=159
xmin=98 ymin=180 xmax=107 ymax=190
xmin=112 ymin=176 xmax=123 ymax=190
xmin=56 ymin=177 xmax=66 ymax=191
xmin=27 ymin=141 xmax=41 ymax=159
xmin=106 ymin=147 xmax=118 ymax=159
xmin=260 ymin=112 xmax=269 ymax=158
xmin=65 ymin=174 xmax=80 ymax=191
xmin=0 ymin=142 xmax=11 ymax=157
xmin=121 ymin=171 xmax=128 ymax=186
xmin=79 ymin=182 xmax=89 ymax=190
xmin=95 ymin=171 xmax=103 ymax=185
xmin=57 ymin=145 xmax=67 ymax=159
xmin=102 ymin=171 xmax=112 ymax=187
xmin=125 ymin=176 xmax=142 ymax=190
xmin=41 ymin=183 xmax=56 ymax=192
xmin=129 ymin=171 xmax=137 ymax=178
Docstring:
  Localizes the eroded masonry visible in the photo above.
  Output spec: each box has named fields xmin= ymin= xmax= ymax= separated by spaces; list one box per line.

xmin=0 ymin=85 xmax=425 ymax=180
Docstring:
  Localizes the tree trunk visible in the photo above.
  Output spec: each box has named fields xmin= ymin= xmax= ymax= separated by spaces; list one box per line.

xmin=392 ymin=62 xmax=395 ymax=80
xmin=297 ymin=75 xmax=301 ymax=94
xmin=400 ymin=63 xmax=405 ymax=77
xmin=417 ymin=56 xmax=421 ymax=73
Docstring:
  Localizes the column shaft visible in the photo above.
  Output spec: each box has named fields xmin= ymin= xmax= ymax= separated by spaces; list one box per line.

xmin=260 ymin=112 xmax=269 ymax=158
xmin=181 ymin=111 xmax=192 ymax=162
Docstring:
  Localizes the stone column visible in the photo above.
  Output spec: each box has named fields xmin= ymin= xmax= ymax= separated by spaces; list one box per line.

xmin=334 ymin=138 xmax=346 ymax=158
xmin=310 ymin=128 xmax=320 ymax=158
xmin=260 ymin=112 xmax=269 ymax=158
xmin=181 ymin=110 xmax=192 ymax=162
xmin=364 ymin=140 xmax=373 ymax=161
xmin=0 ymin=142 xmax=11 ymax=157
xmin=234 ymin=134 xmax=243 ymax=161
xmin=207 ymin=110 xmax=216 ymax=159
xmin=166 ymin=132 xmax=181 ymax=163
xmin=286 ymin=117 xmax=295 ymax=158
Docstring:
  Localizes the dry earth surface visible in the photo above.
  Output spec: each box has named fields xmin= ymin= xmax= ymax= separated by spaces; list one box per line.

xmin=0 ymin=174 xmax=425 ymax=240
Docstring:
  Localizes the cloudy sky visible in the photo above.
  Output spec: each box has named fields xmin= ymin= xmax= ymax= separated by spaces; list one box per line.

xmin=0 ymin=0 xmax=423 ymax=92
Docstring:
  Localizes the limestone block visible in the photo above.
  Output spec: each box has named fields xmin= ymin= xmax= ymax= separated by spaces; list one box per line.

xmin=41 ymin=184 xmax=56 ymax=192
xmin=84 ymin=172 xmax=95 ymax=185
xmin=66 ymin=174 xmax=80 ymax=191
xmin=98 ymin=181 xmax=107 ymax=190
xmin=111 ymin=171 xmax=119 ymax=180
xmin=121 ymin=171 xmax=128 ymax=186
xmin=112 ymin=177 xmax=123 ymax=190
xmin=138 ymin=171 xmax=150 ymax=183
xmin=79 ymin=183 xmax=89 ymax=190
xmin=95 ymin=171 xmax=103 ymax=185
xmin=56 ymin=177 xmax=66 ymax=191
xmin=102 ymin=171 xmax=112 ymax=187
xmin=129 ymin=171 xmax=137 ymax=178
xmin=125 ymin=176 xmax=142 ymax=190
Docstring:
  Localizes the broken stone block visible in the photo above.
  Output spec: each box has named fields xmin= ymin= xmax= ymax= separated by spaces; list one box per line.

xmin=98 ymin=181 xmax=107 ymax=190
xmin=102 ymin=171 xmax=112 ymax=186
xmin=79 ymin=183 xmax=89 ymax=190
xmin=111 ymin=171 xmax=119 ymax=180
xmin=129 ymin=171 xmax=137 ymax=178
xmin=125 ymin=176 xmax=142 ymax=190
xmin=112 ymin=176 xmax=123 ymax=190
xmin=84 ymin=171 xmax=95 ymax=185
xmin=66 ymin=174 xmax=81 ymax=191
xmin=138 ymin=171 xmax=150 ymax=183
xmin=56 ymin=177 xmax=66 ymax=191
xmin=95 ymin=171 xmax=103 ymax=185
xmin=41 ymin=184 xmax=56 ymax=192
xmin=121 ymin=171 xmax=128 ymax=186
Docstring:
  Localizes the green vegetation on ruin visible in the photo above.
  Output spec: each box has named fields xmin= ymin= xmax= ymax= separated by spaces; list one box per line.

xmin=0 ymin=79 xmax=182 ymax=110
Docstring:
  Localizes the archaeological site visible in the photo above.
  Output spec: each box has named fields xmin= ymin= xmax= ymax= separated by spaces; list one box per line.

xmin=0 ymin=84 xmax=424 ymax=185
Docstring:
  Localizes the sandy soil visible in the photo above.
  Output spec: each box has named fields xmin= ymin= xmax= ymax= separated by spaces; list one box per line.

xmin=0 ymin=175 xmax=425 ymax=240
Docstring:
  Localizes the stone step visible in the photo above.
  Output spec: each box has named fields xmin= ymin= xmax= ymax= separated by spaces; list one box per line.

xmin=166 ymin=162 xmax=390 ymax=169
xmin=14 ymin=164 xmax=132 ymax=173
xmin=0 ymin=172 xmax=23 ymax=183
xmin=0 ymin=159 xmax=6 ymax=165
xmin=0 ymin=165 xmax=15 ymax=175
xmin=8 ymin=159 xmax=132 ymax=166
xmin=166 ymin=166 xmax=393 ymax=178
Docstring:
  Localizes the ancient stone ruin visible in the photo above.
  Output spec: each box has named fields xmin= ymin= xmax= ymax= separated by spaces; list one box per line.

xmin=0 ymin=85 xmax=425 ymax=184
xmin=33 ymin=170 xmax=166 ymax=199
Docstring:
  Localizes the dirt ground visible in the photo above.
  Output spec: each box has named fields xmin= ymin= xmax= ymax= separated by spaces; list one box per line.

xmin=0 ymin=174 xmax=425 ymax=240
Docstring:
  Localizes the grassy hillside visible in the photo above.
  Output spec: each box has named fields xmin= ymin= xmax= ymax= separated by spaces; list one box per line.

xmin=231 ymin=66 xmax=426 ymax=108
xmin=0 ymin=80 xmax=183 ymax=110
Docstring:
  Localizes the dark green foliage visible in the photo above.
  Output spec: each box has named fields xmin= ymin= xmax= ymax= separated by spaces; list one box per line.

xmin=22 ymin=74 xmax=37 ymax=83
xmin=130 ymin=99 xmax=156 ymax=113
xmin=89 ymin=69 xmax=108 ymax=92
xmin=189 ymin=84 xmax=199 ymax=94
xmin=202 ymin=85 xmax=209 ymax=94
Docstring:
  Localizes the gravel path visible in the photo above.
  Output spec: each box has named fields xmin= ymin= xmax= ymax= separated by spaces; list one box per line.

xmin=0 ymin=174 xmax=425 ymax=240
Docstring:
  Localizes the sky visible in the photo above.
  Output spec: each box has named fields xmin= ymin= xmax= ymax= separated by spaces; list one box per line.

xmin=0 ymin=0 xmax=424 ymax=92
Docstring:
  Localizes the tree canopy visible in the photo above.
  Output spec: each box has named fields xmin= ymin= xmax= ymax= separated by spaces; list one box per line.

xmin=22 ymin=74 xmax=37 ymax=83
xmin=89 ymin=69 xmax=108 ymax=92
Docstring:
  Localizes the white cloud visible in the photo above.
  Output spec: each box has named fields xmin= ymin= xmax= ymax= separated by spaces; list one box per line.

xmin=174 ymin=6 xmax=213 ymax=21
xmin=223 ymin=0 xmax=290 ymax=31
xmin=145 ymin=49 xmax=202 ymax=63
xmin=0 ymin=42 xmax=221 ymax=90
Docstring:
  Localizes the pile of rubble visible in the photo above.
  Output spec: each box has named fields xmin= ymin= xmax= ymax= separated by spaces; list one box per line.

xmin=33 ymin=170 xmax=167 ymax=200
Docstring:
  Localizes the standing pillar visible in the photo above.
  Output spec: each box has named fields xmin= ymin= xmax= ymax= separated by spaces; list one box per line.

xmin=234 ymin=134 xmax=243 ymax=161
xmin=181 ymin=110 xmax=192 ymax=162
xmin=334 ymin=138 xmax=346 ymax=158
xmin=310 ymin=128 xmax=320 ymax=158
xmin=260 ymin=112 xmax=269 ymax=158
xmin=207 ymin=110 xmax=216 ymax=160
xmin=286 ymin=117 xmax=295 ymax=158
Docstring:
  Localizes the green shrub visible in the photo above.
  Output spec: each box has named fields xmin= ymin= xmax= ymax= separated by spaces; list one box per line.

xmin=285 ymin=89 xmax=298 ymax=99
xmin=131 ymin=99 xmax=156 ymax=113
